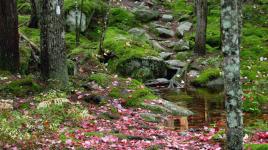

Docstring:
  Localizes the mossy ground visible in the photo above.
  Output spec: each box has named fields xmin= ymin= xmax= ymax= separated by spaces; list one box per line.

xmin=88 ymin=73 xmax=157 ymax=107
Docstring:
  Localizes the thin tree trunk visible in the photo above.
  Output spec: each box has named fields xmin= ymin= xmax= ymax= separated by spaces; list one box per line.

xmin=98 ymin=0 xmax=111 ymax=56
xmin=0 ymin=0 xmax=20 ymax=73
xmin=221 ymin=0 xmax=243 ymax=149
xmin=194 ymin=0 xmax=207 ymax=56
xmin=40 ymin=0 xmax=68 ymax=87
xmin=29 ymin=0 xmax=39 ymax=28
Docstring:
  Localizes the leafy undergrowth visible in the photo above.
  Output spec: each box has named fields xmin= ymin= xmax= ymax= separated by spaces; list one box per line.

xmin=0 ymin=73 xmax=266 ymax=149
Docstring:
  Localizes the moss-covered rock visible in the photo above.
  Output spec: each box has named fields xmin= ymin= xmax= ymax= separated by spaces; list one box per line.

xmin=192 ymin=67 xmax=221 ymax=86
xmin=0 ymin=76 xmax=42 ymax=97
xmin=109 ymin=7 xmax=139 ymax=30
xmin=133 ymin=7 xmax=159 ymax=22
xmin=104 ymin=27 xmax=165 ymax=81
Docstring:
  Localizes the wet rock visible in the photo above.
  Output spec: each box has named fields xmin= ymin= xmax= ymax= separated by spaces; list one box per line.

xmin=145 ymin=78 xmax=170 ymax=86
xmin=133 ymin=7 xmax=159 ymax=22
xmin=206 ymin=77 xmax=224 ymax=91
xmin=173 ymin=40 xmax=190 ymax=52
xmin=165 ymin=60 xmax=186 ymax=70
xmin=161 ymin=100 xmax=194 ymax=116
xmin=162 ymin=14 xmax=174 ymax=22
xmin=142 ymin=99 xmax=194 ymax=116
xmin=66 ymin=10 xmax=87 ymax=32
xmin=128 ymin=28 xmax=146 ymax=36
xmin=160 ymin=52 xmax=173 ymax=60
xmin=176 ymin=21 xmax=192 ymax=37
xmin=155 ymin=27 xmax=175 ymax=38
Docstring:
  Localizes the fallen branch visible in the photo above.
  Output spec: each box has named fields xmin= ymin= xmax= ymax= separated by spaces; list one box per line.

xmin=19 ymin=32 xmax=40 ymax=63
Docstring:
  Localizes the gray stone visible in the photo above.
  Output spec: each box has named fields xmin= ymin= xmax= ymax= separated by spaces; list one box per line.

xmin=176 ymin=21 xmax=192 ymax=37
xmin=150 ymin=22 xmax=168 ymax=29
xmin=162 ymin=100 xmax=194 ymax=116
xmin=173 ymin=39 xmax=190 ymax=52
xmin=160 ymin=52 xmax=173 ymax=60
xmin=66 ymin=10 xmax=87 ymax=32
xmin=155 ymin=27 xmax=175 ymax=38
xmin=133 ymin=7 xmax=159 ymax=22
xmin=144 ymin=33 xmax=166 ymax=51
xmin=165 ymin=60 xmax=186 ymax=69
xmin=128 ymin=28 xmax=146 ymax=36
xmin=141 ymin=99 xmax=194 ymax=116
xmin=162 ymin=14 xmax=174 ymax=22
xmin=206 ymin=77 xmax=224 ymax=91
xmin=117 ymin=56 xmax=168 ymax=81
xmin=145 ymin=78 xmax=170 ymax=86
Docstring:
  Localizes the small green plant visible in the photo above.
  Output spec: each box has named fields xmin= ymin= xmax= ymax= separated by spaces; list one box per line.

xmin=88 ymin=73 xmax=110 ymax=87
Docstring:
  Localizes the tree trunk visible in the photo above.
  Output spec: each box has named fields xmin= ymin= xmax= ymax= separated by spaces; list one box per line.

xmin=40 ymin=0 xmax=68 ymax=87
xmin=99 ymin=0 xmax=111 ymax=57
xmin=221 ymin=0 xmax=243 ymax=149
xmin=0 ymin=0 xmax=20 ymax=73
xmin=28 ymin=0 xmax=40 ymax=28
xmin=194 ymin=0 xmax=207 ymax=56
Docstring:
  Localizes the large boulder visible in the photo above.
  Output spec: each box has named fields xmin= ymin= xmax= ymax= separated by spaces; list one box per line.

xmin=133 ymin=7 xmax=160 ymax=22
xmin=176 ymin=21 xmax=192 ymax=37
xmin=117 ymin=57 xmax=168 ymax=81
xmin=66 ymin=10 xmax=87 ymax=32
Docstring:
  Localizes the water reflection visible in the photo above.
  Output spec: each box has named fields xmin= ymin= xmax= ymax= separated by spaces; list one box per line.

xmin=159 ymin=88 xmax=226 ymax=129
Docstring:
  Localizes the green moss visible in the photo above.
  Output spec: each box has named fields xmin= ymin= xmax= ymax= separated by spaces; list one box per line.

xmin=19 ymin=42 xmax=32 ymax=74
xmin=18 ymin=15 xmax=30 ymax=25
xmin=109 ymin=7 xmax=139 ymax=30
xmin=104 ymin=27 xmax=158 ymax=74
xmin=85 ymin=132 xmax=104 ymax=137
xmin=163 ymin=0 xmax=193 ymax=17
xmin=64 ymin=0 xmax=107 ymax=16
xmin=19 ymin=26 xmax=40 ymax=44
xmin=109 ymin=78 xmax=157 ymax=107
xmin=17 ymin=0 xmax=31 ymax=15
xmin=89 ymin=73 xmax=110 ymax=87
xmin=193 ymin=67 xmax=221 ymax=85
xmin=245 ymin=144 xmax=268 ymax=150
xmin=0 ymin=76 xmax=42 ymax=97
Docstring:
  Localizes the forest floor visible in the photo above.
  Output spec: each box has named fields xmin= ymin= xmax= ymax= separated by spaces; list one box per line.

xmin=1 ymin=0 xmax=268 ymax=149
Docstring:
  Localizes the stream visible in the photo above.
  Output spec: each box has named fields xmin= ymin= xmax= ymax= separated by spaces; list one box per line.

xmin=156 ymin=87 xmax=268 ymax=130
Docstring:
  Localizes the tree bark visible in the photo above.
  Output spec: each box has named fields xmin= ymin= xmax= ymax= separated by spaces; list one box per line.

xmin=99 ymin=0 xmax=111 ymax=57
xmin=28 ymin=0 xmax=40 ymax=28
xmin=221 ymin=0 xmax=243 ymax=149
xmin=194 ymin=0 xmax=207 ymax=56
xmin=0 ymin=0 xmax=20 ymax=73
xmin=40 ymin=0 xmax=68 ymax=87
